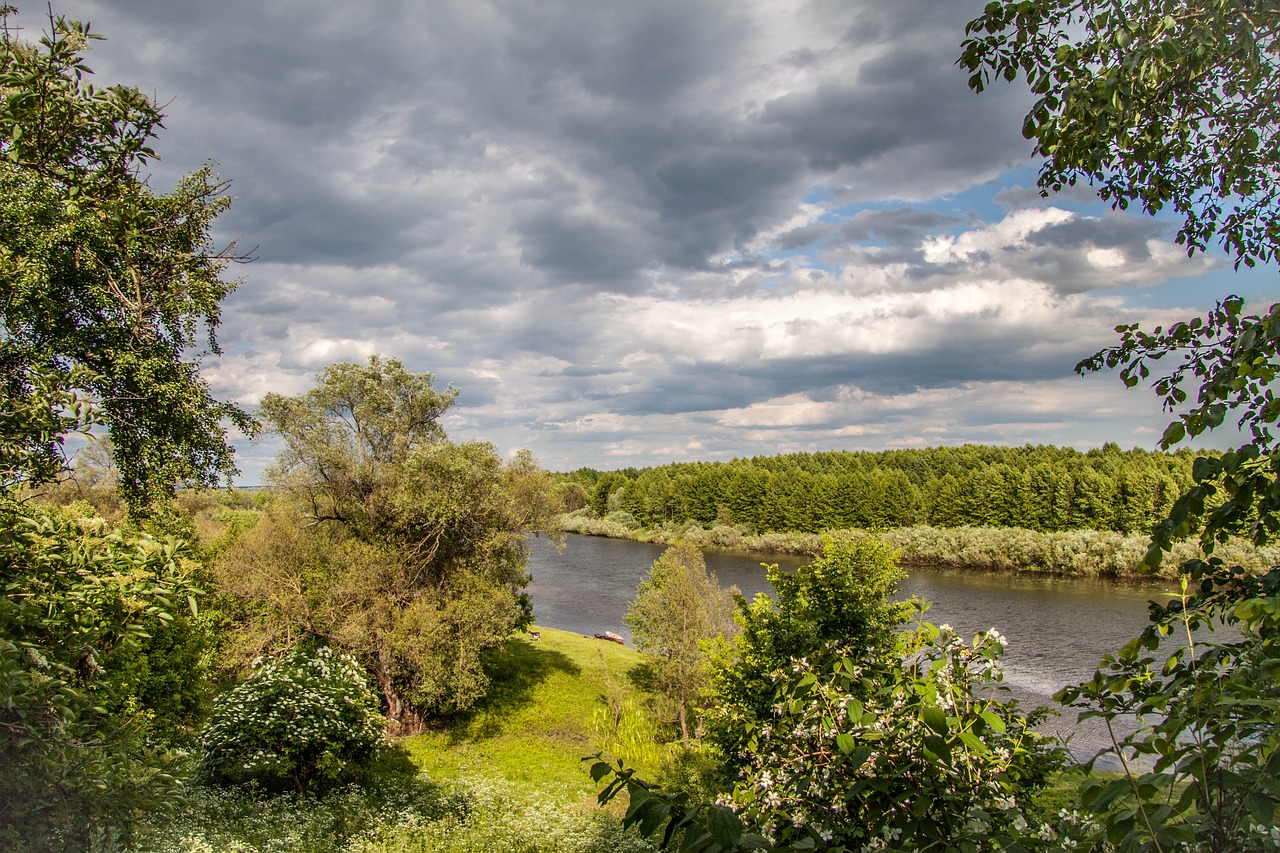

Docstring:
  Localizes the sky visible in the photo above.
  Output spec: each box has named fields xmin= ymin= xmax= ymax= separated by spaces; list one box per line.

xmin=49 ymin=0 xmax=1276 ymax=484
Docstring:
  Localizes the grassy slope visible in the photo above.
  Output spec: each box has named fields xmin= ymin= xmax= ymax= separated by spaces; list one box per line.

xmin=402 ymin=625 xmax=659 ymax=800
xmin=131 ymin=628 xmax=662 ymax=851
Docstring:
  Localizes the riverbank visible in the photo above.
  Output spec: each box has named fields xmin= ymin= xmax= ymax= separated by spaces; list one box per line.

xmin=555 ymin=511 xmax=1280 ymax=579
xmin=132 ymin=625 xmax=1091 ymax=852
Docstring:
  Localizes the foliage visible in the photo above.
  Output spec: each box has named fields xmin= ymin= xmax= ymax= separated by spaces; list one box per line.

xmin=593 ymin=624 xmax=1064 ymax=852
xmin=962 ymin=3 xmax=1280 ymax=850
xmin=705 ymin=535 xmax=915 ymax=761
xmin=1057 ymin=563 xmax=1280 ymax=852
xmin=959 ymin=0 xmax=1280 ymax=568
xmin=731 ymin=625 xmax=1062 ymax=851
xmin=0 ymin=6 xmax=254 ymax=846
xmin=259 ymin=356 xmax=457 ymax=541
xmin=215 ymin=500 xmax=524 ymax=728
xmin=626 ymin=543 xmax=738 ymax=742
xmin=0 ymin=6 xmax=253 ymax=515
xmin=199 ymin=646 xmax=385 ymax=793
xmin=232 ymin=356 xmax=559 ymax=730
xmin=959 ymin=0 xmax=1278 ymax=267
xmin=554 ymin=444 xmax=1197 ymax=539
xmin=1082 ymin=298 xmax=1280 ymax=566
xmin=0 ymin=501 xmax=206 ymax=850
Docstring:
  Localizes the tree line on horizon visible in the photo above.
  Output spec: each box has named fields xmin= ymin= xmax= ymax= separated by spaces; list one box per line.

xmin=554 ymin=443 xmax=1200 ymax=535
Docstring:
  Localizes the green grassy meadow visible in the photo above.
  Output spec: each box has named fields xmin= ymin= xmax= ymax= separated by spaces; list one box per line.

xmin=133 ymin=627 xmax=665 ymax=852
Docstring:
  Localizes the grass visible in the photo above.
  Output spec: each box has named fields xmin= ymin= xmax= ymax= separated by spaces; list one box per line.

xmin=403 ymin=625 xmax=663 ymax=797
xmin=129 ymin=627 xmax=665 ymax=852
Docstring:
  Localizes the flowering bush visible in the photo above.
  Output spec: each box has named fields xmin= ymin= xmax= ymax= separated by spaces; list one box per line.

xmin=595 ymin=624 xmax=1066 ymax=852
xmin=730 ymin=624 xmax=1063 ymax=851
xmin=198 ymin=646 xmax=386 ymax=792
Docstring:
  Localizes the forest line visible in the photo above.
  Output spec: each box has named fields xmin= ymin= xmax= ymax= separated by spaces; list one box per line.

xmin=551 ymin=445 xmax=1280 ymax=578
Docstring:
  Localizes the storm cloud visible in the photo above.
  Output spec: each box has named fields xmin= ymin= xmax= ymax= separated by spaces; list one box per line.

xmin=48 ymin=0 xmax=1258 ymax=480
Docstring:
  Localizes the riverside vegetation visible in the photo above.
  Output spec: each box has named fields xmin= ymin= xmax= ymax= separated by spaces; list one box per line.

xmin=2 ymin=2 xmax=1278 ymax=852
xmin=551 ymin=446 xmax=1280 ymax=579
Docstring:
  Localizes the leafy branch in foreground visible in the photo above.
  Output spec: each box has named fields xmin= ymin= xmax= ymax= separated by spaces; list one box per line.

xmin=962 ymin=4 xmax=1280 ymax=850
xmin=1058 ymin=563 xmax=1280 ymax=852
xmin=960 ymin=0 xmax=1279 ymax=573
xmin=1078 ymin=296 xmax=1279 ymax=566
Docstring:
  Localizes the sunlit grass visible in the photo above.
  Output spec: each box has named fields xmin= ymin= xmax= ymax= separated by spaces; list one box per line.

xmin=131 ymin=627 xmax=664 ymax=851
xmin=403 ymin=626 xmax=662 ymax=796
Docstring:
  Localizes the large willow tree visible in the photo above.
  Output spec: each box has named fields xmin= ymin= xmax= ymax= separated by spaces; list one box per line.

xmin=221 ymin=356 xmax=559 ymax=730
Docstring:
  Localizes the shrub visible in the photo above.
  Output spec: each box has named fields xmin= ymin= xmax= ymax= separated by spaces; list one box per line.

xmin=704 ymin=535 xmax=914 ymax=760
xmin=1058 ymin=564 xmax=1280 ymax=852
xmin=604 ymin=510 xmax=641 ymax=530
xmin=198 ymin=646 xmax=385 ymax=792
xmin=729 ymin=626 xmax=1063 ymax=850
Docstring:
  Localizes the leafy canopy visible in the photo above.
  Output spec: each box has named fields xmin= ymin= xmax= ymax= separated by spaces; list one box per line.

xmin=960 ymin=0 xmax=1278 ymax=266
xmin=0 ymin=5 xmax=252 ymax=515
xmin=595 ymin=541 xmax=1062 ymax=853
xmin=227 ymin=356 xmax=559 ymax=730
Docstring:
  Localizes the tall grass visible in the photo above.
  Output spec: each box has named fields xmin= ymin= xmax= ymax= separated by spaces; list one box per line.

xmin=136 ymin=776 xmax=656 ymax=853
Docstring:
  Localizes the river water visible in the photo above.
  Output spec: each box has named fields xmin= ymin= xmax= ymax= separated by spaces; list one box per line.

xmin=525 ymin=533 xmax=1187 ymax=763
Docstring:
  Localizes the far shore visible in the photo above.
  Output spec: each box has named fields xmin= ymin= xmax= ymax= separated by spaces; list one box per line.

xmin=554 ymin=513 xmax=1280 ymax=581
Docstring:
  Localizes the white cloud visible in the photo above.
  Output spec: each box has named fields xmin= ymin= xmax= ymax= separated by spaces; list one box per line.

xmin=43 ymin=0 xmax=1247 ymax=479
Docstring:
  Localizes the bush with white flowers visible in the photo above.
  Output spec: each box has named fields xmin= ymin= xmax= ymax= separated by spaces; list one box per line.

xmin=199 ymin=646 xmax=385 ymax=791
xmin=730 ymin=624 xmax=1064 ymax=851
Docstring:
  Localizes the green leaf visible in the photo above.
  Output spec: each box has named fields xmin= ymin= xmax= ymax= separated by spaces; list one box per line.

xmin=1246 ymin=791 xmax=1275 ymax=825
xmin=705 ymin=805 xmax=744 ymax=851
xmin=978 ymin=711 xmax=1006 ymax=734
xmin=1160 ymin=421 xmax=1186 ymax=448
xmin=922 ymin=705 xmax=948 ymax=734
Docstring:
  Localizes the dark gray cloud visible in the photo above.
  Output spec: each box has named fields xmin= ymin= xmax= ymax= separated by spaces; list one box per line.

xmin=840 ymin=207 xmax=964 ymax=244
xmin=41 ymin=0 xmax=1233 ymax=480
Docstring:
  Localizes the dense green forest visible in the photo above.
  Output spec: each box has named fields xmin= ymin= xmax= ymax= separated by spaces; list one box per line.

xmin=554 ymin=444 xmax=1198 ymax=536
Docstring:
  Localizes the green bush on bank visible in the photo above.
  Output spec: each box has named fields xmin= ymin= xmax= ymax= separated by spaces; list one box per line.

xmin=556 ymin=512 xmax=1280 ymax=578
xmin=198 ymin=647 xmax=386 ymax=792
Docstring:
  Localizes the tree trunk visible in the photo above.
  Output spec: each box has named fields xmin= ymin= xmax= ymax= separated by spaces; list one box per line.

xmin=373 ymin=645 xmax=424 ymax=735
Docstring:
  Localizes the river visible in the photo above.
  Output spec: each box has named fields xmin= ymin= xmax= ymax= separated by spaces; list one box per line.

xmin=525 ymin=532 xmax=1188 ymax=764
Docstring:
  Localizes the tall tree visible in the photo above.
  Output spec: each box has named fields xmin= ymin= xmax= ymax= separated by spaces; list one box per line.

xmin=0 ymin=6 xmax=238 ymax=845
xmin=0 ymin=6 xmax=253 ymax=515
xmin=233 ymin=356 xmax=558 ymax=730
xmin=625 ymin=543 xmax=737 ymax=743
